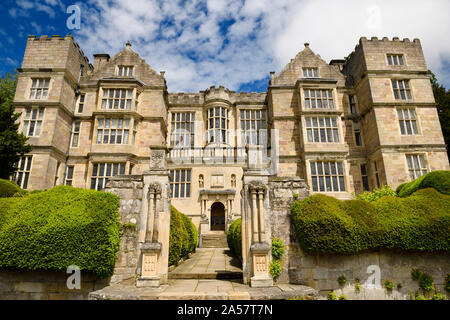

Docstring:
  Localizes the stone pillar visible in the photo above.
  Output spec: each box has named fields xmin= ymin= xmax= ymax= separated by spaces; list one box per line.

xmin=136 ymin=146 xmax=170 ymax=287
xmin=242 ymin=145 xmax=273 ymax=287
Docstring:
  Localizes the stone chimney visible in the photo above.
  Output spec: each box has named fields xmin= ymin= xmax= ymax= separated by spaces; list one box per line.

xmin=93 ymin=53 xmax=110 ymax=71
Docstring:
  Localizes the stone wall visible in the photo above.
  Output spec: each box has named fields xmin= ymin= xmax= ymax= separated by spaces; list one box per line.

xmin=287 ymin=246 xmax=450 ymax=299
xmin=0 ymin=271 xmax=109 ymax=300
xmin=104 ymin=176 xmax=143 ymax=285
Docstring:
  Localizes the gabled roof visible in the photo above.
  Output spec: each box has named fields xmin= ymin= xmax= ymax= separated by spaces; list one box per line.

xmin=271 ymin=43 xmax=345 ymax=86
xmin=87 ymin=42 xmax=165 ymax=87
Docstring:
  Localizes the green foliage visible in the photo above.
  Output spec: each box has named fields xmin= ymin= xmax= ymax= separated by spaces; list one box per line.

xmin=0 ymin=70 xmax=33 ymax=179
xmin=0 ymin=186 xmax=120 ymax=278
xmin=384 ymin=280 xmax=394 ymax=292
xmin=432 ymin=292 xmax=446 ymax=300
xmin=396 ymin=171 xmax=450 ymax=197
xmin=411 ymin=269 xmax=435 ymax=293
xmin=169 ymin=206 xmax=198 ymax=266
xmin=338 ymin=294 xmax=347 ymax=300
xmin=337 ymin=275 xmax=347 ymax=286
xmin=414 ymin=291 xmax=427 ymax=300
xmin=290 ymin=188 xmax=450 ymax=254
xmin=327 ymin=291 xmax=337 ymax=300
xmin=269 ymin=259 xmax=282 ymax=279
xmin=355 ymin=278 xmax=361 ymax=292
xmin=271 ymin=237 xmax=285 ymax=260
xmin=357 ymin=185 xmax=397 ymax=202
xmin=0 ymin=178 xmax=24 ymax=198
xmin=227 ymin=218 xmax=242 ymax=259
xmin=419 ymin=273 xmax=434 ymax=292
xmin=411 ymin=268 xmax=422 ymax=281
xmin=121 ymin=222 xmax=136 ymax=231
xmin=445 ymin=274 xmax=450 ymax=293
xmin=429 ymin=70 xmax=450 ymax=159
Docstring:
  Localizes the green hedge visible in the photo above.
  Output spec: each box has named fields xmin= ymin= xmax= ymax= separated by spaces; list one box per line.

xmin=291 ymin=188 xmax=450 ymax=254
xmin=227 ymin=218 xmax=242 ymax=259
xmin=0 ymin=186 xmax=120 ymax=278
xmin=396 ymin=171 xmax=450 ymax=197
xmin=169 ymin=206 xmax=198 ymax=266
xmin=0 ymin=179 xmax=24 ymax=198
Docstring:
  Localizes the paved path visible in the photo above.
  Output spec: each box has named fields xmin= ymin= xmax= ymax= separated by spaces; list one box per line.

xmin=169 ymin=248 xmax=242 ymax=279
xmin=88 ymin=280 xmax=318 ymax=300
xmin=89 ymin=246 xmax=318 ymax=300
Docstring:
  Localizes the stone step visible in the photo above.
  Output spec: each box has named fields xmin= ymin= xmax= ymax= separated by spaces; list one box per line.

xmin=200 ymin=234 xmax=228 ymax=248
xmin=169 ymin=271 xmax=243 ymax=280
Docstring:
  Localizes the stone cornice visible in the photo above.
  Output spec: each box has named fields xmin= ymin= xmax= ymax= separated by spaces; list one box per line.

xmin=27 ymin=145 xmax=67 ymax=160
xmin=18 ymin=68 xmax=80 ymax=90
xmin=13 ymin=101 xmax=74 ymax=117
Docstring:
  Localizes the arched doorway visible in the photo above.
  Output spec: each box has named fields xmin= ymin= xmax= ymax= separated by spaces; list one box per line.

xmin=210 ymin=202 xmax=225 ymax=231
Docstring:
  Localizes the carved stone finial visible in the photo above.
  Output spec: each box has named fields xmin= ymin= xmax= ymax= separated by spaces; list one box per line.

xmin=148 ymin=182 xmax=162 ymax=194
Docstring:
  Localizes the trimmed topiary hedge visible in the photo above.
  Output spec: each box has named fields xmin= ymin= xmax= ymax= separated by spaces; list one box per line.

xmin=291 ymin=188 xmax=450 ymax=254
xmin=0 ymin=186 xmax=121 ymax=278
xmin=227 ymin=218 xmax=242 ymax=259
xmin=396 ymin=171 xmax=450 ymax=197
xmin=0 ymin=179 xmax=24 ymax=198
xmin=169 ymin=206 xmax=198 ymax=266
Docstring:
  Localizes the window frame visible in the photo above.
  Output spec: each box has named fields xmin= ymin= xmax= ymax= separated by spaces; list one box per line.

xmin=96 ymin=117 xmax=132 ymax=145
xmin=240 ymin=109 xmax=267 ymax=146
xmin=207 ymin=106 xmax=229 ymax=144
xmin=71 ymin=121 xmax=81 ymax=148
xmin=23 ymin=107 xmax=45 ymax=137
xmin=392 ymin=79 xmax=412 ymax=101
xmin=304 ymin=89 xmax=335 ymax=109
xmin=13 ymin=156 xmax=33 ymax=189
xmin=170 ymin=112 xmax=195 ymax=148
xmin=169 ymin=169 xmax=191 ymax=198
xmin=302 ymin=67 xmax=319 ymax=78
xmin=360 ymin=164 xmax=370 ymax=191
xmin=397 ymin=108 xmax=419 ymax=135
xmin=387 ymin=54 xmax=405 ymax=66
xmin=90 ymin=162 xmax=126 ymax=191
xmin=101 ymin=88 xmax=133 ymax=110
xmin=29 ymin=78 xmax=50 ymax=100
xmin=305 ymin=116 xmax=340 ymax=143
xmin=77 ymin=94 xmax=85 ymax=113
xmin=348 ymin=95 xmax=357 ymax=114
xmin=65 ymin=165 xmax=74 ymax=186
xmin=309 ymin=160 xmax=346 ymax=193
xmin=117 ymin=66 xmax=134 ymax=77
xmin=353 ymin=120 xmax=363 ymax=147
xmin=405 ymin=154 xmax=428 ymax=181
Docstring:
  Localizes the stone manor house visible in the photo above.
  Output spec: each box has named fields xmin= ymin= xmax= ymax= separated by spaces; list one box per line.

xmin=12 ymin=35 xmax=450 ymax=234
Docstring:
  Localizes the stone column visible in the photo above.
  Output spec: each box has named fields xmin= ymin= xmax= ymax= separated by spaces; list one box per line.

xmin=242 ymin=167 xmax=273 ymax=287
xmin=136 ymin=146 xmax=170 ymax=288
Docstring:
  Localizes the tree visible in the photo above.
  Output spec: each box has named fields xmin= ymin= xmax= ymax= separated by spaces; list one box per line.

xmin=429 ymin=70 xmax=450 ymax=158
xmin=0 ymin=70 xmax=32 ymax=179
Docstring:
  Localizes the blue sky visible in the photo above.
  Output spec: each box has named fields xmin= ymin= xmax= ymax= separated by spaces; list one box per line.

xmin=1 ymin=0 xmax=450 ymax=92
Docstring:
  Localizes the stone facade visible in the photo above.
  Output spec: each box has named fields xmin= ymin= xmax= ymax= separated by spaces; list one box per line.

xmin=12 ymin=35 xmax=449 ymax=230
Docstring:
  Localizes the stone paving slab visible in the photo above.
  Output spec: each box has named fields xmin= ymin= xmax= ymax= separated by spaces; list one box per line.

xmin=169 ymin=248 xmax=242 ymax=280
xmin=88 ymin=280 xmax=318 ymax=300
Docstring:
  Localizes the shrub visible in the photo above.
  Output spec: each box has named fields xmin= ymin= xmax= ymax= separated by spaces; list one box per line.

xmin=432 ymin=292 xmax=446 ymax=300
xmin=337 ymin=275 xmax=347 ymax=286
xmin=269 ymin=259 xmax=282 ymax=279
xmin=169 ymin=206 xmax=198 ymax=266
xmin=0 ymin=186 xmax=120 ymax=278
xmin=414 ymin=292 xmax=427 ymax=300
xmin=338 ymin=294 xmax=347 ymax=300
xmin=0 ymin=179 xmax=24 ymax=198
xmin=271 ymin=237 xmax=285 ymax=260
xmin=418 ymin=273 xmax=434 ymax=292
xmin=327 ymin=291 xmax=337 ymax=300
xmin=227 ymin=218 xmax=242 ymax=259
xmin=397 ymin=171 xmax=450 ymax=197
xmin=357 ymin=185 xmax=397 ymax=202
xmin=384 ymin=280 xmax=394 ymax=292
xmin=290 ymin=188 xmax=450 ymax=254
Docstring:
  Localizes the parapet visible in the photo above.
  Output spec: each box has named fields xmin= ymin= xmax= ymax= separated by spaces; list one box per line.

xmin=359 ymin=36 xmax=421 ymax=44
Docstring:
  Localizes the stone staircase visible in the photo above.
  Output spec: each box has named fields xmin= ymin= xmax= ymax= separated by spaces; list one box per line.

xmin=200 ymin=233 xmax=228 ymax=248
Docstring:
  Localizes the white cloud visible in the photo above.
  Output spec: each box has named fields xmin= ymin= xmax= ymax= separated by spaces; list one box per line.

xmin=10 ymin=0 xmax=64 ymax=19
xmin=72 ymin=0 xmax=450 ymax=91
